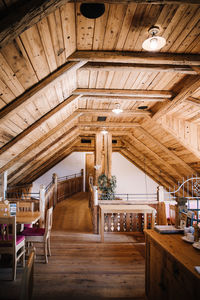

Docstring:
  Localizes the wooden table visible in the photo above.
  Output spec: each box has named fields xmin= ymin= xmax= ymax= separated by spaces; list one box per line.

xmin=144 ymin=230 xmax=200 ymax=300
xmin=99 ymin=204 xmax=156 ymax=242
xmin=16 ymin=211 xmax=41 ymax=225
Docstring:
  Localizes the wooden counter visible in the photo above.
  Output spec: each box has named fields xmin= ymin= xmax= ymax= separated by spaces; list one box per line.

xmin=144 ymin=230 xmax=200 ymax=300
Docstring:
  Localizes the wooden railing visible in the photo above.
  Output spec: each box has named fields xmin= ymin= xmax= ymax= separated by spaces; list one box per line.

xmin=57 ymin=170 xmax=83 ymax=203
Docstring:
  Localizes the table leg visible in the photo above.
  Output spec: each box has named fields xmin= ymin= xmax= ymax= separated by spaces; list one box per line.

xmin=101 ymin=210 xmax=104 ymax=243
xmin=144 ymin=213 xmax=147 ymax=230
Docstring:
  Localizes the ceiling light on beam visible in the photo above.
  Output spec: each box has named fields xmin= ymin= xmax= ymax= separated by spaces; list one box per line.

xmin=101 ymin=128 xmax=108 ymax=135
xmin=142 ymin=26 xmax=166 ymax=52
xmin=112 ymin=103 xmax=123 ymax=114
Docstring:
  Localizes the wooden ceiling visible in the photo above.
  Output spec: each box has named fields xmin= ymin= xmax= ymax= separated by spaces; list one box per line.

xmin=0 ymin=0 xmax=200 ymax=190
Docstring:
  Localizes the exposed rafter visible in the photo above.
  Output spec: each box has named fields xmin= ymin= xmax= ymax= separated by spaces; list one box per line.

xmin=0 ymin=95 xmax=81 ymax=155
xmin=0 ymin=112 xmax=81 ymax=173
xmin=73 ymin=88 xmax=173 ymax=98
xmin=78 ymin=122 xmax=140 ymax=128
xmin=0 ymin=61 xmax=86 ymax=120
xmin=77 ymin=108 xmax=151 ymax=116
xmin=69 ymin=51 xmax=200 ymax=66
xmin=82 ymin=62 xmax=198 ymax=75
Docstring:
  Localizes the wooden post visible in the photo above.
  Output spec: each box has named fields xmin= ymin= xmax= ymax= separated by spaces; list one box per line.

xmin=157 ymin=185 xmax=165 ymax=202
xmin=52 ymin=173 xmax=58 ymax=208
xmin=81 ymin=169 xmax=84 ymax=192
xmin=0 ymin=171 xmax=7 ymax=200
xmin=103 ymin=132 xmax=112 ymax=179
xmin=39 ymin=184 xmax=46 ymax=228
xmin=94 ymin=133 xmax=103 ymax=185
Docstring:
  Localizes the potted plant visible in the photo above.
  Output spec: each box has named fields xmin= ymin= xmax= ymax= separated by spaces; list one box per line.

xmin=98 ymin=174 xmax=117 ymax=200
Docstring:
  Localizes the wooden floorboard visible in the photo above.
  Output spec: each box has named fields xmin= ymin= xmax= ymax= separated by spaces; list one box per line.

xmin=0 ymin=192 xmax=145 ymax=300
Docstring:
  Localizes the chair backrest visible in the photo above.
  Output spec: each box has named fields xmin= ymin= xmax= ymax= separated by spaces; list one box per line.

xmin=17 ymin=201 xmax=34 ymax=212
xmin=0 ymin=216 xmax=16 ymax=255
xmin=20 ymin=249 xmax=35 ymax=300
xmin=44 ymin=207 xmax=53 ymax=237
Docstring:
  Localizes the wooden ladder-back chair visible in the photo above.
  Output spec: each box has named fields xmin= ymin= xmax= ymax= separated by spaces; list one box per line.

xmin=17 ymin=201 xmax=34 ymax=230
xmin=22 ymin=207 xmax=53 ymax=263
xmin=169 ymin=204 xmax=176 ymax=225
xmin=0 ymin=216 xmax=25 ymax=280
xmin=20 ymin=248 xmax=35 ymax=300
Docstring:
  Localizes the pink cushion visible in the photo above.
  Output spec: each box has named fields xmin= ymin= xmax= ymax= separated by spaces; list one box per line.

xmin=16 ymin=235 xmax=25 ymax=245
xmin=22 ymin=228 xmax=45 ymax=236
xmin=0 ymin=235 xmax=24 ymax=245
xmin=24 ymin=224 xmax=32 ymax=229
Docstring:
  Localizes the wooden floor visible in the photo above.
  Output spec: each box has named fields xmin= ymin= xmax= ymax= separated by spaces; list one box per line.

xmin=1 ymin=192 xmax=145 ymax=300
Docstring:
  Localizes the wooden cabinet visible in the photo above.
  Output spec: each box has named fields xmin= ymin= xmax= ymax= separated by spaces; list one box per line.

xmin=144 ymin=230 xmax=200 ymax=300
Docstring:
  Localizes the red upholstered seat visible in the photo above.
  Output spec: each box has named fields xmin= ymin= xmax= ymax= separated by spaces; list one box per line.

xmin=0 ymin=235 xmax=25 ymax=245
xmin=24 ymin=224 xmax=32 ymax=229
xmin=22 ymin=228 xmax=45 ymax=236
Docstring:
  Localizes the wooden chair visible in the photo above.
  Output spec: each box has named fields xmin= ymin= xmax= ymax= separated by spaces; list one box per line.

xmin=0 ymin=216 xmax=25 ymax=280
xmin=20 ymin=248 xmax=35 ymax=300
xmin=17 ymin=201 xmax=34 ymax=213
xmin=22 ymin=207 xmax=53 ymax=263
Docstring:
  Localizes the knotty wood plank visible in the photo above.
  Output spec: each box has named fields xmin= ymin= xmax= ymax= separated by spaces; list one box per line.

xmin=0 ymin=0 xmax=71 ymax=48
xmin=0 ymin=61 xmax=86 ymax=120
xmin=68 ymin=51 xmax=200 ymax=66
xmin=0 ymin=95 xmax=80 ymax=155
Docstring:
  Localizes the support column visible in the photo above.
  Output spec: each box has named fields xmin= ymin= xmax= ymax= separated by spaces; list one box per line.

xmin=39 ymin=184 xmax=46 ymax=228
xmin=94 ymin=132 xmax=103 ymax=185
xmin=52 ymin=173 xmax=58 ymax=208
xmin=104 ymin=133 xmax=112 ymax=179
xmin=0 ymin=171 xmax=7 ymax=200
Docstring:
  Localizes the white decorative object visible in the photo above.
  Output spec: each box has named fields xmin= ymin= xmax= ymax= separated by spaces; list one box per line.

xmin=93 ymin=186 xmax=98 ymax=206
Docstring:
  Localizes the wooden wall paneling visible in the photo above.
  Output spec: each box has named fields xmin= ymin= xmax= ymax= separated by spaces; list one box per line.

xmin=138 ymin=125 xmax=196 ymax=175
xmin=12 ymin=130 xmax=79 ymax=185
xmin=60 ymin=2 xmax=76 ymax=59
xmin=123 ymin=139 xmax=178 ymax=188
xmin=0 ymin=61 xmax=84 ymax=120
xmin=92 ymin=3 xmax=109 ymax=50
xmin=0 ymin=112 xmax=81 ymax=173
xmin=0 ymin=38 xmax=38 ymax=91
xmin=127 ymin=133 xmax=183 ymax=179
xmin=0 ymin=0 xmax=71 ymax=48
xmin=37 ymin=17 xmax=57 ymax=72
xmin=166 ymin=5 xmax=200 ymax=52
xmin=8 ymin=126 xmax=79 ymax=184
xmin=102 ymin=4 xmax=127 ymax=51
xmin=76 ymin=2 xmax=94 ymax=51
xmin=20 ymin=25 xmax=50 ymax=80
xmin=152 ymin=76 xmax=200 ymax=120
xmin=47 ymin=9 xmax=65 ymax=67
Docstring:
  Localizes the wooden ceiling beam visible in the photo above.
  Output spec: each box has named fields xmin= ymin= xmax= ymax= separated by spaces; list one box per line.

xmin=74 ymin=1 xmax=200 ymax=4
xmin=152 ymin=76 xmax=200 ymax=120
xmin=81 ymin=95 xmax=168 ymax=102
xmin=0 ymin=0 xmax=71 ymax=48
xmin=0 ymin=61 xmax=85 ymax=120
xmin=69 ymin=51 xmax=200 ymax=66
xmin=0 ymin=95 xmax=80 ymax=155
xmin=79 ymin=130 xmax=129 ymax=135
xmin=137 ymin=126 xmax=196 ymax=175
xmin=184 ymin=97 xmax=200 ymax=107
xmin=82 ymin=62 xmax=197 ymax=75
xmin=74 ymin=88 xmax=173 ymax=98
xmin=126 ymin=133 xmax=183 ymax=180
xmin=18 ymin=135 xmax=79 ymax=185
xmin=77 ymin=108 xmax=151 ymax=116
xmin=123 ymin=139 xmax=178 ymax=187
xmin=78 ymin=122 xmax=140 ymax=128
xmin=0 ymin=112 xmax=81 ymax=173
xmin=8 ymin=126 xmax=79 ymax=184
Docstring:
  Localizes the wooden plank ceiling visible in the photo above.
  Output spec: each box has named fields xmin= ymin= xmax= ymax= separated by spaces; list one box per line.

xmin=0 ymin=0 xmax=200 ymax=190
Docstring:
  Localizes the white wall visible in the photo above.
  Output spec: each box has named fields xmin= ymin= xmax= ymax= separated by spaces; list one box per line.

xmin=112 ymin=153 xmax=158 ymax=195
xmin=32 ymin=152 xmax=87 ymax=193
xmin=32 ymin=152 xmax=158 ymax=195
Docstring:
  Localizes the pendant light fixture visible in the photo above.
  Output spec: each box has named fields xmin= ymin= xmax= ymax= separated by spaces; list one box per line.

xmin=142 ymin=26 xmax=166 ymax=52
xmin=112 ymin=103 xmax=123 ymax=114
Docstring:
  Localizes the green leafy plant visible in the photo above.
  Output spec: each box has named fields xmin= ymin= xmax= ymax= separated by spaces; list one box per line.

xmin=98 ymin=174 xmax=117 ymax=200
